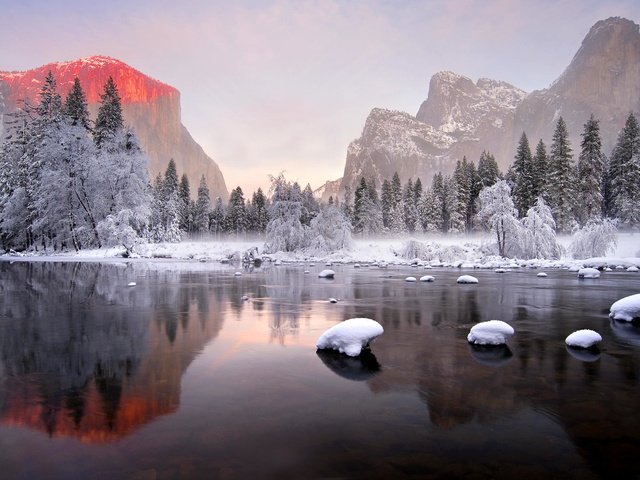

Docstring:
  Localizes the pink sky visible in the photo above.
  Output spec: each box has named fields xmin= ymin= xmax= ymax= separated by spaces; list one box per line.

xmin=1 ymin=0 xmax=639 ymax=196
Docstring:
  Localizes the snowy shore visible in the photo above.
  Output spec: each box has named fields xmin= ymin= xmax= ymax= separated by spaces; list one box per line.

xmin=2 ymin=233 xmax=638 ymax=270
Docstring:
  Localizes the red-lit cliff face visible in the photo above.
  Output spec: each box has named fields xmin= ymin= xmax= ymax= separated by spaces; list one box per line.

xmin=0 ymin=56 xmax=228 ymax=200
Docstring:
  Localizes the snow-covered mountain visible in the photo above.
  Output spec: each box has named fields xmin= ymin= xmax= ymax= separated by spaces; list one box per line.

xmin=313 ymin=178 xmax=342 ymax=202
xmin=340 ymin=16 xmax=640 ymax=195
xmin=0 ymin=56 xmax=228 ymax=200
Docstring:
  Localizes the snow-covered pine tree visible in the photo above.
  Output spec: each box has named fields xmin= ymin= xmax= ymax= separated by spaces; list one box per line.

xmin=178 ymin=174 xmax=193 ymax=233
xmin=546 ymin=117 xmax=575 ymax=232
xmin=301 ymin=183 xmax=319 ymax=226
xmin=475 ymin=180 xmax=520 ymax=257
xmin=417 ymin=188 xmax=442 ymax=232
xmin=608 ymin=112 xmax=640 ymax=228
xmin=576 ymin=114 xmax=605 ymax=225
xmin=380 ymin=179 xmax=392 ymax=229
xmin=445 ymin=174 xmax=464 ymax=233
xmin=225 ymin=186 xmax=248 ymax=234
xmin=341 ymin=185 xmax=354 ymax=226
xmin=532 ymin=139 xmax=548 ymax=200
xmin=403 ymin=178 xmax=418 ymax=233
xmin=353 ymin=177 xmax=368 ymax=233
xmin=477 ymin=150 xmax=500 ymax=188
xmin=63 ymin=77 xmax=90 ymax=129
xmin=93 ymin=76 xmax=123 ymax=147
xmin=193 ymin=175 xmax=211 ymax=233
xmin=209 ymin=197 xmax=225 ymax=236
xmin=512 ymin=132 xmax=535 ymax=217
xmin=251 ymin=187 xmax=269 ymax=233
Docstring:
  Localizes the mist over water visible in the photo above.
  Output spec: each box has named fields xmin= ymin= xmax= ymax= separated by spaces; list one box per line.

xmin=0 ymin=260 xmax=639 ymax=479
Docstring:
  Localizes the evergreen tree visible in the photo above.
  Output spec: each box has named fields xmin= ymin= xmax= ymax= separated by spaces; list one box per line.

xmin=37 ymin=71 xmax=63 ymax=121
xmin=209 ymin=197 xmax=225 ymax=235
xmin=64 ymin=77 xmax=90 ymax=128
xmin=414 ymin=178 xmax=423 ymax=204
xmin=546 ymin=117 xmax=575 ymax=232
xmin=193 ymin=175 xmax=211 ymax=233
xmin=532 ymin=140 xmax=548 ymax=200
xmin=388 ymin=172 xmax=405 ymax=233
xmin=512 ymin=132 xmax=535 ymax=217
xmin=477 ymin=150 xmax=500 ymax=188
xmin=225 ymin=187 xmax=248 ymax=234
xmin=608 ymin=113 xmax=640 ymax=227
xmin=403 ymin=178 xmax=417 ymax=232
xmin=380 ymin=179 xmax=392 ymax=228
xmin=417 ymin=188 xmax=442 ymax=232
xmin=164 ymin=159 xmax=179 ymax=195
xmin=341 ymin=185 xmax=354 ymax=225
xmin=251 ymin=188 xmax=269 ymax=233
xmin=178 ymin=173 xmax=192 ymax=232
xmin=93 ymin=76 xmax=124 ymax=147
xmin=301 ymin=183 xmax=319 ymax=226
xmin=576 ymin=115 xmax=605 ymax=225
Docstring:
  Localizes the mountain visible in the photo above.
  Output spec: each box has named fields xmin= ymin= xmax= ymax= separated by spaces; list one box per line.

xmin=313 ymin=178 xmax=342 ymax=203
xmin=340 ymin=17 xmax=640 ymax=195
xmin=0 ymin=56 xmax=228 ymax=200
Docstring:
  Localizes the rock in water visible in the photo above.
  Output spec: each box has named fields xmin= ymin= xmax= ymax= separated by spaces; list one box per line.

xmin=578 ymin=268 xmax=600 ymax=279
xmin=420 ymin=275 xmax=435 ymax=282
xmin=609 ymin=293 xmax=640 ymax=321
xmin=316 ymin=318 xmax=384 ymax=357
xmin=467 ymin=320 xmax=515 ymax=345
xmin=318 ymin=269 xmax=335 ymax=279
xmin=565 ymin=329 xmax=602 ymax=348
xmin=405 ymin=276 xmax=417 ymax=282
xmin=457 ymin=275 xmax=479 ymax=284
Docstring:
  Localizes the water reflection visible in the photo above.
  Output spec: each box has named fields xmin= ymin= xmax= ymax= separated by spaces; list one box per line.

xmin=468 ymin=343 xmax=514 ymax=367
xmin=316 ymin=350 xmax=381 ymax=381
xmin=0 ymin=261 xmax=225 ymax=442
xmin=565 ymin=345 xmax=601 ymax=362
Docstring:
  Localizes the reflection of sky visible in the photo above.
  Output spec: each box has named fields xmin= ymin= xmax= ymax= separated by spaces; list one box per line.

xmin=2 ymin=1 xmax=640 ymax=194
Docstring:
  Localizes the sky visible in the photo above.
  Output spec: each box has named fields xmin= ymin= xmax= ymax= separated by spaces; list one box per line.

xmin=1 ymin=0 xmax=640 ymax=195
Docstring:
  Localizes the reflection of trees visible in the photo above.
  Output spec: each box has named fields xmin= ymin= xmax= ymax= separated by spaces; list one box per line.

xmin=0 ymin=261 xmax=226 ymax=442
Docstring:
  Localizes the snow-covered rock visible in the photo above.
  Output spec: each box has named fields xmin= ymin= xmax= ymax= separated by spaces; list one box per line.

xmin=457 ymin=275 xmax=479 ymax=284
xmin=127 ymin=282 xmax=137 ymax=287
xmin=565 ymin=329 xmax=602 ymax=348
xmin=537 ymin=272 xmax=548 ymax=278
xmin=467 ymin=320 xmax=515 ymax=345
xmin=420 ymin=275 xmax=435 ymax=282
xmin=405 ymin=276 xmax=417 ymax=282
xmin=318 ymin=269 xmax=335 ymax=279
xmin=609 ymin=293 xmax=640 ymax=321
xmin=495 ymin=268 xmax=506 ymax=273
xmin=316 ymin=318 xmax=384 ymax=357
xmin=627 ymin=266 xmax=639 ymax=272
xmin=241 ymin=295 xmax=250 ymax=301
xmin=234 ymin=271 xmax=242 ymax=276
xmin=328 ymin=298 xmax=338 ymax=303
xmin=578 ymin=268 xmax=600 ymax=279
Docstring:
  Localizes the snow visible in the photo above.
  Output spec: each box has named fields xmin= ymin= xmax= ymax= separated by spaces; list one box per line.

xmin=609 ymin=294 xmax=640 ymax=322
xmin=241 ymin=295 xmax=250 ymax=301
xmin=565 ymin=329 xmax=602 ymax=348
xmin=467 ymin=320 xmax=515 ymax=345
xmin=328 ymin=298 xmax=338 ymax=303
xmin=316 ymin=318 xmax=384 ymax=357
xmin=628 ymin=266 xmax=639 ymax=272
xmin=495 ymin=268 xmax=506 ymax=273
xmin=420 ymin=275 xmax=435 ymax=282
xmin=405 ymin=276 xmax=417 ymax=282
xmin=318 ymin=269 xmax=335 ymax=279
xmin=537 ymin=272 xmax=548 ymax=277
xmin=457 ymin=275 xmax=478 ymax=284
xmin=234 ymin=272 xmax=242 ymax=276
xmin=577 ymin=268 xmax=600 ymax=279
xmin=127 ymin=282 xmax=136 ymax=287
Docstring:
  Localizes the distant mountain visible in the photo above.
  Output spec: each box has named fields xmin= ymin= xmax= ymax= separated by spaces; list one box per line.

xmin=340 ymin=16 xmax=640 ymax=195
xmin=0 ymin=56 xmax=228 ymax=200
xmin=314 ymin=178 xmax=342 ymax=203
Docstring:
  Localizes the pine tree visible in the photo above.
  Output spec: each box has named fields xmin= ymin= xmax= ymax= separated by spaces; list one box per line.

xmin=225 ymin=187 xmax=248 ymax=234
xmin=414 ymin=178 xmax=423 ymax=203
xmin=380 ymin=179 xmax=392 ymax=228
xmin=389 ymin=172 xmax=405 ymax=233
xmin=403 ymin=178 xmax=417 ymax=232
xmin=94 ymin=76 xmax=124 ymax=147
xmin=341 ymin=185 xmax=354 ymax=225
xmin=193 ymin=175 xmax=211 ymax=233
xmin=251 ymin=188 xmax=269 ymax=233
xmin=576 ymin=115 xmax=605 ymax=225
xmin=609 ymin=112 xmax=640 ymax=227
xmin=477 ymin=150 xmax=500 ymax=188
xmin=209 ymin=197 xmax=225 ymax=235
xmin=178 ymin=174 xmax=192 ymax=232
xmin=37 ymin=71 xmax=63 ymax=121
xmin=64 ymin=77 xmax=90 ymax=128
xmin=532 ymin=140 xmax=548 ymax=200
xmin=164 ymin=159 xmax=179 ymax=195
xmin=546 ymin=117 xmax=575 ymax=232
xmin=417 ymin=188 xmax=442 ymax=232
xmin=301 ymin=183 xmax=319 ymax=226
xmin=512 ymin=132 xmax=535 ymax=217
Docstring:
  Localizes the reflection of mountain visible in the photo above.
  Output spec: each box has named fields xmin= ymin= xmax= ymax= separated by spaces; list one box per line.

xmin=0 ymin=261 xmax=225 ymax=443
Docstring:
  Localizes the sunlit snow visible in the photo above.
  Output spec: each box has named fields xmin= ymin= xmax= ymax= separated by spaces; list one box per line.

xmin=316 ymin=318 xmax=384 ymax=357
xmin=467 ymin=320 xmax=515 ymax=345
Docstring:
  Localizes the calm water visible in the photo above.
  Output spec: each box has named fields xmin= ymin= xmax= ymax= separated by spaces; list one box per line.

xmin=0 ymin=259 xmax=639 ymax=479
